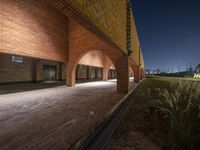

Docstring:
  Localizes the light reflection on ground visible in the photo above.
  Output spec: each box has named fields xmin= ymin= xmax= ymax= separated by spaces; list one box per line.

xmin=0 ymin=80 xmax=133 ymax=150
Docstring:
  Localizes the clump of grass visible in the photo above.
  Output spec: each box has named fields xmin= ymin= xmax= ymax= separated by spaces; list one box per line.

xmin=151 ymin=81 xmax=200 ymax=150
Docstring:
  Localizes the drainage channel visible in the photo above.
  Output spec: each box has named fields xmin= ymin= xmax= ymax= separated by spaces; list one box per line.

xmin=70 ymin=81 xmax=144 ymax=150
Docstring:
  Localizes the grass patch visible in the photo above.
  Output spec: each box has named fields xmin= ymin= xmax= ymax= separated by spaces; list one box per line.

xmin=140 ymin=78 xmax=200 ymax=149
xmin=147 ymin=75 xmax=200 ymax=82
xmin=149 ymin=79 xmax=200 ymax=149
xmin=109 ymin=77 xmax=200 ymax=150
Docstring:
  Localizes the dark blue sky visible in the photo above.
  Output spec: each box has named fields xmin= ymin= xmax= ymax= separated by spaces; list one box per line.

xmin=130 ymin=0 xmax=200 ymax=72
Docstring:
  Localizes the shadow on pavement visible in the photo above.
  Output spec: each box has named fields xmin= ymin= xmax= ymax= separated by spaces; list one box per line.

xmin=0 ymin=81 xmax=65 ymax=95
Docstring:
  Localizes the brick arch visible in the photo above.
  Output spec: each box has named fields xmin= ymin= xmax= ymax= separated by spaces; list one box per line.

xmin=66 ymin=18 xmax=129 ymax=93
xmin=70 ymin=46 xmax=121 ymax=68
xmin=68 ymin=18 xmax=123 ymax=64
xmin=66 ymin=48 xmax=128 ymax=93
xmin=70 ymin=49 xmax=116 ymax=85
xmin=72 ymin=49 xmax=116 ymax=71
xmin=129 ymin=60 xmax=140 ymax=83
xmin=129 ymin=65 xmax=134 ymax=77
xmin=102 ymin=55 xmax=115 ymax=80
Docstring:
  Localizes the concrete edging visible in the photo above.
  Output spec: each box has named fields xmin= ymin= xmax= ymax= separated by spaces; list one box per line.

xmin=70 ymin=80 xmax=144 ymax=150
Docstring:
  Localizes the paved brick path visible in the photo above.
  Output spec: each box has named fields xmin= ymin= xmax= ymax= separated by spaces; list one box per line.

xmin=0 ymin=81 xmax=127 ymax=150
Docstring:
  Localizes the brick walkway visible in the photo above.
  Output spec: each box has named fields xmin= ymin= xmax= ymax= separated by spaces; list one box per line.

xmin=0 ymin=81 xmax=131 ymax=150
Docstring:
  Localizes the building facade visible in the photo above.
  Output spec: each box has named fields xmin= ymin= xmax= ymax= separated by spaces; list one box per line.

xmin=0 ymin=0 xmax=145 ymax=93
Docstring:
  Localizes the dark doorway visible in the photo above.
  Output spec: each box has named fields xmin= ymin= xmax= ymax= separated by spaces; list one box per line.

xmin=108 ymin=69 xmax=116 ymax=79
xmin=43 ymin=65 xmax=56 ymax=81
xmin=75 ymin=64 xmax=103 ymax=83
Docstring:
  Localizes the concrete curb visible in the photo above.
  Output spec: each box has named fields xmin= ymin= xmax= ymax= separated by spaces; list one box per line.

xmin=70 ymin=80 xmax=144 ymax=150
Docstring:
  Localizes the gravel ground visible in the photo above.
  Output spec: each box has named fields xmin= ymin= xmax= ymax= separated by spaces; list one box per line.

xmin=0 ymin=81 xmax=127 ymax=150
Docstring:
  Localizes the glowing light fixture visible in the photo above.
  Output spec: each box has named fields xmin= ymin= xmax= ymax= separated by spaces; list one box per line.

xmin=194 ymin=73 xmax=200 ymax=78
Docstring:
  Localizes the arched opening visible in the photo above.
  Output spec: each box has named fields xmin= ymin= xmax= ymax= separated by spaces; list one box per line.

xmin=74 ymin=50 xmax=116 ymax=84
xmin=129 ymin=65 xmax=134 ymax=80
xmin=129 ymin=65 xmax=134 ymax=88
xmin=67 ymin=49 xmax=129 ymax=93
xmin=108 ymin=64 xmax=117 ymax=80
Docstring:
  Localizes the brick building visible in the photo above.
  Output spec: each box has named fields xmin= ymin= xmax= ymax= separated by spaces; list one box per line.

xmin=0 ymin=0 xmax=145 ymax=93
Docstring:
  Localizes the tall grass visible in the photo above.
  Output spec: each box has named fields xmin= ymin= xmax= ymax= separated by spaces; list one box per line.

xmin=151 ymin=81 xmax=200 ymax=150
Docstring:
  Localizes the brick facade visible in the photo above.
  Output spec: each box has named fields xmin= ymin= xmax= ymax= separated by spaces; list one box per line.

xmin=66 ymin=18 xmax=131 ymax=92
xmin=0 ymin=54 xmax=32 ymax=83
xmin=0 ymin=54 xmax=65 ymax=83
xmin=0 ymin=0 xmax=144 ymax=93
xmin=0 ymin=0 xmax=68 ymax=62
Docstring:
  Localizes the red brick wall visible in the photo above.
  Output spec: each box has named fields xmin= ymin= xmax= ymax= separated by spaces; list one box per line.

xmin=0 ymin=0 xmax=68 ymax=62
xmin=0 ymin=54 xmax=33 ymax=83
xmin=0 ymin=0 xmax=131 ymax=92
xmin=68 ymin=18 xmax=122 ymax=65
xmin=116 ymin=55 xmax=129 ymax=93
xmin=133 ymin=65 xmax=140 ymax=82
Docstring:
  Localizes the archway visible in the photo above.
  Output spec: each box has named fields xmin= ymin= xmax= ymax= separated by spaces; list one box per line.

xmin=128 ymin=65 xmax=135 ymax=89
xmin=108 ymin=64 xmax=116 ymax=80
xmin=129 ymin=65 xmax=134 ymax=81
xmin=65 ymin=49 xmax=129 ymax=93
xmin=129 ymin=64 xmax=140 ymax=83
xmin=66 ymin=18 xmax=129 ymax=93
xmin=72 ymin=50 xmax=116 ymax=84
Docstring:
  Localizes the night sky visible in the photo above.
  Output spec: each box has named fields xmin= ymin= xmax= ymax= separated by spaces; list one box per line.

xmin=130 ymin=0 xmax=200 ymax=72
